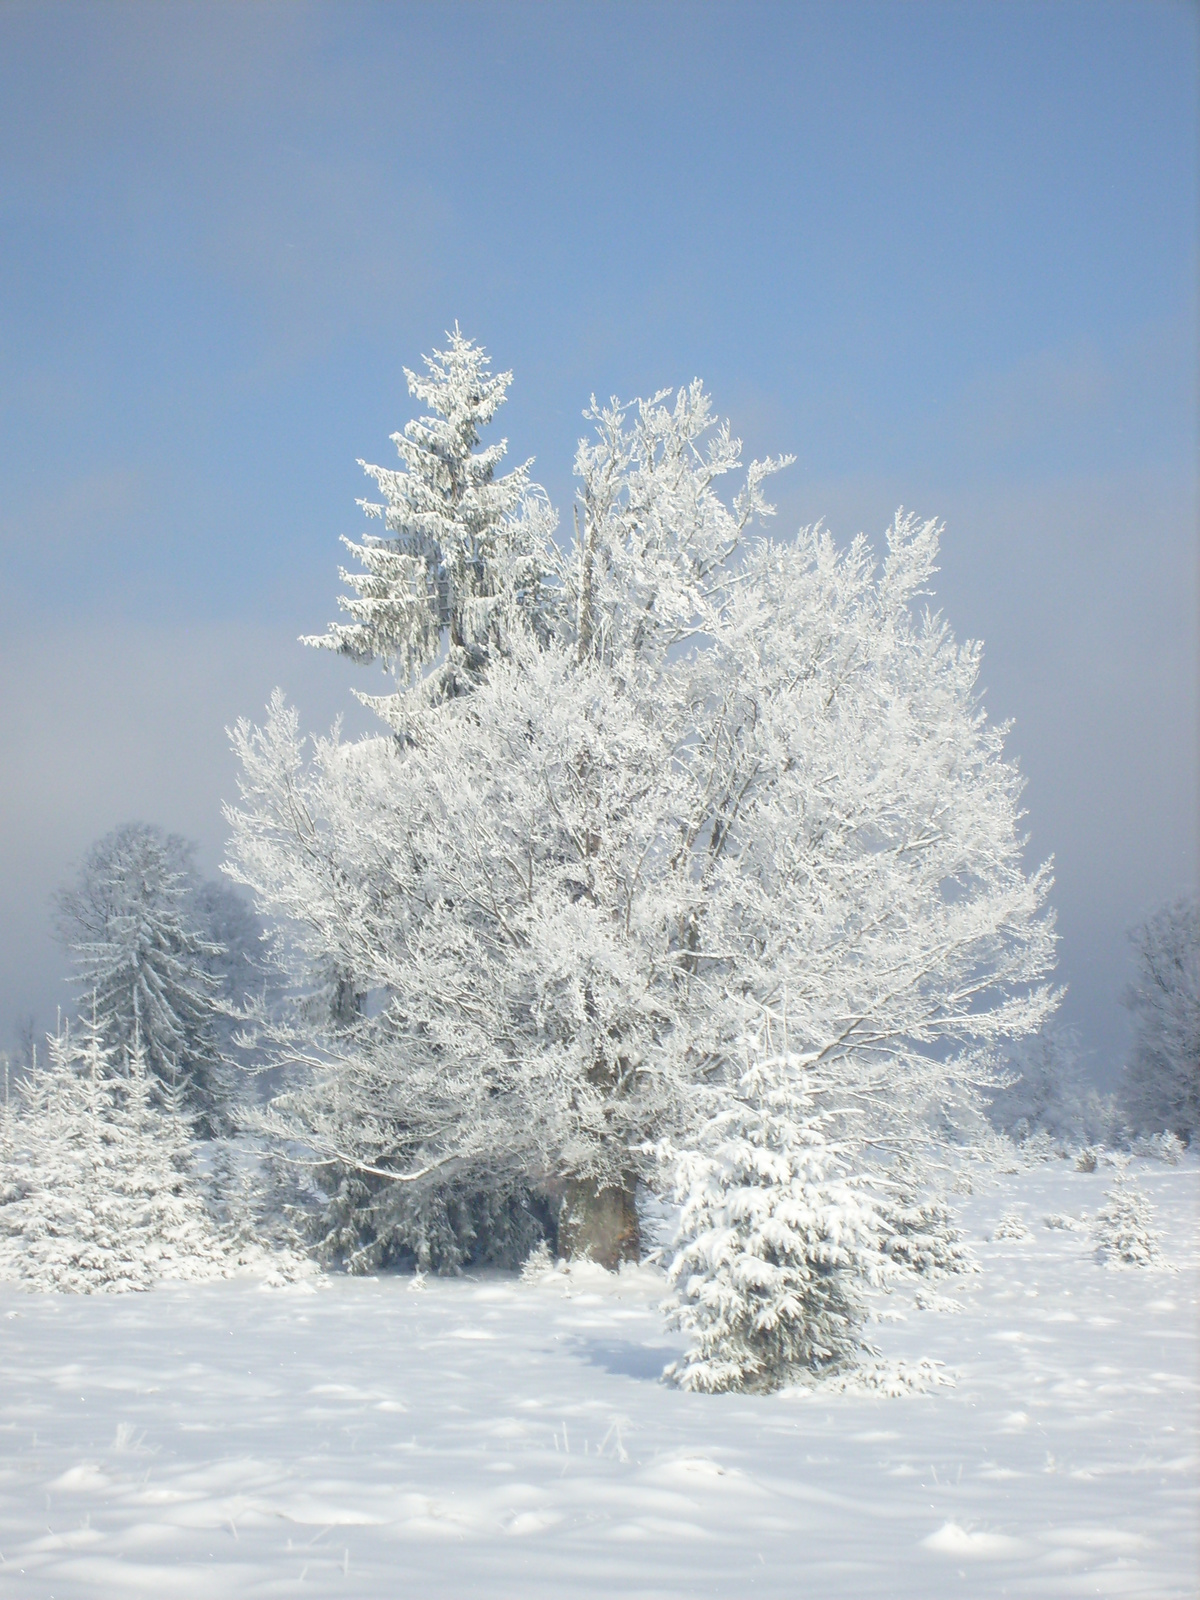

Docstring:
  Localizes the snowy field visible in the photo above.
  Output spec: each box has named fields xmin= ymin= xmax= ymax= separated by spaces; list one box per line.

xmin=0 ymin=1157 xmax=1195 ymax=1600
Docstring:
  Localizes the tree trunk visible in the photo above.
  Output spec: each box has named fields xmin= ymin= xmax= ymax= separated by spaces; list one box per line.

xmin=556 ymin=1177 xmax=641 ymax=1270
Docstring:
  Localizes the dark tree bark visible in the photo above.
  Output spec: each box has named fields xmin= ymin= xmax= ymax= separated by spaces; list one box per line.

xmin=556 ymin=1177 xmax=641 ymax=1270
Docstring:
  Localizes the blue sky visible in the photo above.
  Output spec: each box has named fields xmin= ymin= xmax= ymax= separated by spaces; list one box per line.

xmin=1 ymin=0 xmax=1196 ymax=1082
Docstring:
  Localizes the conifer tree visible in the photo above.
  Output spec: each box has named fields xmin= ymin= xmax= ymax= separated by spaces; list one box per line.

xmin=1093 ymin=1173 xmax=1163 ymax=1267
xmin=0 ymin=1012 xmax=229 ymax=1293
xmin=303 ymin=325 xmax=558 ymax=717
xmin=54 ymin=822 xmax=233 ymax=1133
xmin=663 ymin=1035 xmax=886 ymax=1392
xmin=1122 ymin=898 xmax=1199 ymax=1142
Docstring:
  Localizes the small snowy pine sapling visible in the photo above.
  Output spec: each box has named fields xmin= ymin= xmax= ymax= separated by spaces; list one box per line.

xmin=1093 ymin=1175 xmax=1164 ymax=1267
xmin=992 ymin=1211 xmax=1031 ymax=1241
xmin=878 ymin=1160 xmax=978 ymax=1278
xmin=663 ymin=1040 xmax=885 ymax=1393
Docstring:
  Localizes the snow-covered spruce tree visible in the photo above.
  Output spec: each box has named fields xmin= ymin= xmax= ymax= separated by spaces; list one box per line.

xmin=54 ymin=822 xmax=236 ymax=1133
xmin=226 ymin=344 xmax=1058 ymax=1275
xmin=1092 ymin=1174 xmax=1163 ymax=1267
xmin=0 ymin=1011 xmax=229 ymax=1293
xmin=227 ymin=333 xmax=564 ymax=1270
xmin=663 ymin=1034 xmax=886 ymax=1391
xmin=1121 ymin=898 xmax=1199 ymax=1143
xmin=303 ymin=324 xmax=558 ymax=718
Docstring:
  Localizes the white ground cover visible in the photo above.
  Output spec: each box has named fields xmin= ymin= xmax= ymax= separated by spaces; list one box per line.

xmin=0 ymin=1157 xmax=1195 ymax=1599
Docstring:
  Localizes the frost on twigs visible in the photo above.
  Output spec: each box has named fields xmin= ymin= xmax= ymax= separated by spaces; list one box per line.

xmin=662 ymin=1042 xmax=887 ymax=1394
xmin=1093 ymin=1177 xmax=1165 ymax=1268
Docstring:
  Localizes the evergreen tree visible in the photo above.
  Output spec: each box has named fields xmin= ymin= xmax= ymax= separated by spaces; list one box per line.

xmin=0 ymin=1012 xmax=229 ymax=1293
xmin=663 ymin=1037 xmax=886 ymax=1392
xmin=54 ymin=822 xmax=233 ymax=1132
xmin=303 ymin=325 xmax=558 ymax=717
xmin=1121 ymin=898 xmax=1199 ymax=1142
xmin=1093 ymin=1174 xmax=1163 ymax=1267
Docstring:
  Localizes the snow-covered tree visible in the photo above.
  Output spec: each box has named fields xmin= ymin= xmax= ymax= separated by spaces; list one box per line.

xmin=54 ymin=822 xmax=263 ymax=1133
xmin=0 ymin=1011 xmax=230 ymax=1293
xmin=1092 ymin=1174 xmax=1163 ymax=1267
xmin=303 ymin=325 xmax=558 ymax=718
xmin=1121 ymin=898 xmax=1199 ymax=1142
xmin=662 ymin=1036 xmax=886 ymax=1392
xmin=225 ymin=338 xmax=1058 ymax=1275
xmin=987 ymin=1023 xmax=1118 ymax=1148
xmin=877 ymin=1159 xmax=977 ymax=1278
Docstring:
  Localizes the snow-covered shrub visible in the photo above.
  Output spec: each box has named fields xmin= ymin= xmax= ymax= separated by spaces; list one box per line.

xmin=662 ymin=1046 xmax=885 ymax=1393
xmin=1130 ymin=1130 xmax=1186 ymax=1165
xmin=307 ymin=1167 xmax=552 ymax=1275
xmin=992 ymin=1211 xmax=1031 ymax=1241
xmin=0 ymin=1017 xmax=230 ymax=1293
xmin=519 ymin=1240 xmax=555 ymax=1283
xmin=1121 ymin=898 xmax=1199 ymax=1143
xmin=1093 ymin=1177 xmax=1163 ymax=1267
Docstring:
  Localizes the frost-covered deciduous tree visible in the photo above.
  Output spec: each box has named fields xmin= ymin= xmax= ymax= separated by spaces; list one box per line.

xmin=225 ymin=334 xmax=1058 ymax=1276
xmin=0 ymin=1013 xmax=229 ymax=1292
xmin=54 ymin=822 xmax=265 ymax=1133
xmin=1121 ymin=899 xmax=1199 ymax=1142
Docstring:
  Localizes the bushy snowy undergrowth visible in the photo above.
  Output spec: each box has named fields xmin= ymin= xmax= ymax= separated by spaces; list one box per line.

xmin=878 ymin=1161 xmax=978 ymax=1279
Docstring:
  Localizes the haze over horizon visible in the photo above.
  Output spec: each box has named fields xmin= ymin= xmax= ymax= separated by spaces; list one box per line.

xmin=1 ymin=0 xmax=1196 ymax=1087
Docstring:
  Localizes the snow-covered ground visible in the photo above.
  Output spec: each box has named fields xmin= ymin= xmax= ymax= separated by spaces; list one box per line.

xmin=0 ymin=1156 xmax=1195 ymax=1599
